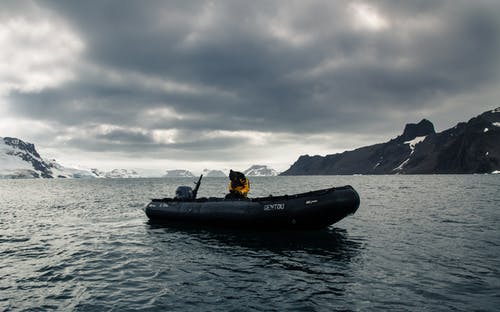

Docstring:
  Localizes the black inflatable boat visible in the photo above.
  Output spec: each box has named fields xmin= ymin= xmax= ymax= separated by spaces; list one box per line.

xmin=145 ymin=176 xmax=360 ymax=230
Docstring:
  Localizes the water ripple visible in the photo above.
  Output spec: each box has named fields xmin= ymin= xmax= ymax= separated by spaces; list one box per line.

xmin=1 ymin=176 xmax=499 ymax=311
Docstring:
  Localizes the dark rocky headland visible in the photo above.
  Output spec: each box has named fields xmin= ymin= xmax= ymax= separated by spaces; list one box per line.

xmin=282 ymin=108 xmax=500 ymax=175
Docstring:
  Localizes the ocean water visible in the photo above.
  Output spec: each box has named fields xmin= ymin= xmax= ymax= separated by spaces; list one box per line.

xmin=1 ymin=175 xmax=499 ymax=311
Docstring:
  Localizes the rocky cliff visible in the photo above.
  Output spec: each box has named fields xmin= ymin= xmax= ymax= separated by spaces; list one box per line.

xmin=281 ymin=108 xmax=500 ymax=175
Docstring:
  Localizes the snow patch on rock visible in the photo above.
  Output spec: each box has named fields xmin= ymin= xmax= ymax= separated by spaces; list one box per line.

xmin=393 ymin=136 xmax=427 ymax=171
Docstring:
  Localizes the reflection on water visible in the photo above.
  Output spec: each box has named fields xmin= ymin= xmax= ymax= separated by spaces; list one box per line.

xmin=143 ymin=223 xmax=365 ymax=310
xmin=148 ymin=222 xmax=363 ymax=259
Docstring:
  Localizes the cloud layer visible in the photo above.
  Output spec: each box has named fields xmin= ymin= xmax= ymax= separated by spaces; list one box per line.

xmin=1 ymin=0 xmax=500 ymax=171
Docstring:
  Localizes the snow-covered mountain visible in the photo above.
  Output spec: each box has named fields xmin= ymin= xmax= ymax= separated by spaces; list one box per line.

xmin=46 ymin=159 xmax=98 ymax=178
xmin=0 ymin=137 xmax=97 ymax=178
xmin=91 ymin=168 xmax=140 ymax=178
xmin=163 ymin=169 xmax=195 ymax=177
xmin=0 ymin=137 xmax=280 ymax=179
xmin=202 ymin=169 xmax=226 ymax=177
xmin=243 ymin=165 xmax=279 ymax=176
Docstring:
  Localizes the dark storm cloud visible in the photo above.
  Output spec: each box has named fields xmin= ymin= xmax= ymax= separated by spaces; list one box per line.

xmin=63 ymin=128 xmax=251 ymax=162
xmin=96 ymin=129 xmax=155 ymax=144
xmin=3 ymin=0 xmax=500 ymax=155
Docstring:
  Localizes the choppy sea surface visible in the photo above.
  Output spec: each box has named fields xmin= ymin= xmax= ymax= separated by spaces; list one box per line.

xmin=1 ymin=175 xmax=499 ymax=311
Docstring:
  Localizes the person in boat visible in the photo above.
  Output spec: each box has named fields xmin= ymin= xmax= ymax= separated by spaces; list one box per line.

xmin=226 ymin=169 xmax=250 ymax=199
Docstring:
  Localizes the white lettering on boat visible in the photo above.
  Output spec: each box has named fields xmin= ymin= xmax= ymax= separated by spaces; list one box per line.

xmin=306 ymin=200 xmax=318 ymax=205
xmin=263 ymin=203 xmax=285 ymax=211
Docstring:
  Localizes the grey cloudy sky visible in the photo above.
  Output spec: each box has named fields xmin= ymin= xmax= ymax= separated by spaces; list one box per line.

xmin=1 ymin=0 xmax=499 ymax=173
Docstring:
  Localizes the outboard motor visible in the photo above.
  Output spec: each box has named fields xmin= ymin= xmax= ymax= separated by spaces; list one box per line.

xmin=175 ymin=186 xmax=194 ymax=200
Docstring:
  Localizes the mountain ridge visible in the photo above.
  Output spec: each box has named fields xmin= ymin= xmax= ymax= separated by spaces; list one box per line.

xmin=1 ymin=137 xmax=153 ymax=179
xmin=281 ymin=108 xmax=500 ymax=175
xmin=3 ymin=108 xmax=498 ymax=177
xmin=0 ymin=137 xmax=97 ymax=178
xmin=244 ymin=165 xmax=279 ymax=176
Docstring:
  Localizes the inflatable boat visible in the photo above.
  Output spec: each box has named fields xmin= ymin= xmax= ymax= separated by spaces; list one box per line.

xmin=144 ymin=176 xmax=360 ymax=230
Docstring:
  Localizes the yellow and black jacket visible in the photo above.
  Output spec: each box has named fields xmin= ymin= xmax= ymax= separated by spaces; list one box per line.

xmin=228 ymin=170 xmax=250 ymax=197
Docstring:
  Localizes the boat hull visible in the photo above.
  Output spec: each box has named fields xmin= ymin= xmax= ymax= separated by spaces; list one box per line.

xmin=145 ymin=185 xmax=360 ymax=230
